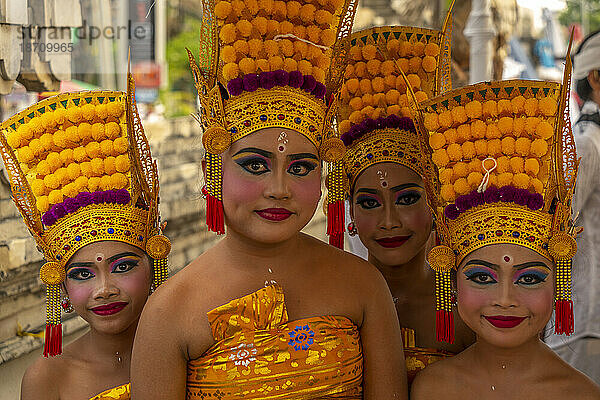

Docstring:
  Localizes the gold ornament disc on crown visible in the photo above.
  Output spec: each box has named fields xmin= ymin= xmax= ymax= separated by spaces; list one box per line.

xmin=548 ymin=233 xmax=577 ymax=260
xmin=39 ymin=262 xmax=65 ymax=285
xmin=320 ymin=137 xmax=346 ymax=162
xmin=146 ymin=234 xmax=172 ymax=260
xmin=427 ymin=245 xmax=455 ymax=273
xmin=202 ymin=126 xmax=231 ymax=154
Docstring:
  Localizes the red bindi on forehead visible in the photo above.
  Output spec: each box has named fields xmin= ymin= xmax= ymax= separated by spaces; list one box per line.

xmin=503 ymin=256 xmax=510 ymax=262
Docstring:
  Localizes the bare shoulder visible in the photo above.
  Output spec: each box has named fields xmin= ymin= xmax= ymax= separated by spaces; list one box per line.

xmin=302 ymin=234 xmax=385 ymax=288
xmin=21 ymin=356 xmax=62 ymax=400
xmin=411 ymin=351 xmax=468 ymax=399
xmin=547 ymin=351 xmax=600 ymax=399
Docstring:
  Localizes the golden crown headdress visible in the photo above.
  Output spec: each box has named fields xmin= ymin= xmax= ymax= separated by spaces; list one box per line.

xmin=331 ymin=4 xmax=453 ymax=249
xmin=0 ymin=73 xmax=170 ymax=356
xmin=416 ymin=37 xmax=578 ymax=343
xmin=187 ymin=0 xmax=358 ymax=244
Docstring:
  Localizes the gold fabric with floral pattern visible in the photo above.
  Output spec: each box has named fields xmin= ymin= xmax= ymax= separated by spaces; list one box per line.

xmin=400 ymin=328 xmax=453 ymax=387
xmin=186 ymin=284 xmax=363 ymax=399
xmin=89 ymin=383 xmax=130 ymax=400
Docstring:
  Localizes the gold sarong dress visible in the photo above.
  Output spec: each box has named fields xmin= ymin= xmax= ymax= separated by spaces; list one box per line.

xmin=89 ymin=383 xmax=130 ymax=400
xmin=401 ymin=327 xmax=454 ymax=387
xmin=186 ymin=284 xmax=363 ymax=399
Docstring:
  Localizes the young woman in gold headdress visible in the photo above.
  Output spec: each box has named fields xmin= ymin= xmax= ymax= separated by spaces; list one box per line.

xmin=130 ymin=0 xmax=406 ymax=399
xmin=337 ymin=16 xmax=474 ymax=387
xmin=0 ymin=77 xmax=170 ymax=400
xmin=411 ymin=40 xmax=600 ymax=399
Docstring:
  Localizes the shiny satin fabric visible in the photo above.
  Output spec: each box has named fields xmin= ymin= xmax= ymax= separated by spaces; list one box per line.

xmin=89 ymin=383 xmax=130 ymax=400
xmin=401 ymin=327 xmax=454 ymax=387
xmin=186 ymin=285 xmax=363 ymax=399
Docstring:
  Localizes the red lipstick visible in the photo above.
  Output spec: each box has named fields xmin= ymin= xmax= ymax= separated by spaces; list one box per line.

xmin=484 ymin=315 xmax=527 ymax=328
xmin=255 ymin=208 xmax=293 ymax=221
xmin=375 ymin=236 xmax=410 ymax=248
xmin=91 ymin=302 xmax=128 ymax=316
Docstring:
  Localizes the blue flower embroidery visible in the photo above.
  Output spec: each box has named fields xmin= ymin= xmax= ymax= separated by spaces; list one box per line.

xmin=288 ymin=325 xmax=315 ymax=351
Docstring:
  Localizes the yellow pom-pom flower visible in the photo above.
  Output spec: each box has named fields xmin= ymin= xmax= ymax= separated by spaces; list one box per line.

xmin=46 ymin=152 xmax=62 ymax=173
xmin=95 ymin=104 xmax=108 ymax=120
xmin=531 ymin=178 xmax=544 ymax=193
xmin=282 ymin=58 xmax=297 ymax=72
xmin=422 ymin=56 xmax=437 ymax=73
xmin=469 ymin=158 xmax=483 ymax=173
xmin=497 ymin=117 xmax=513 ymax=135
xmin=78 ymin=122 xmax=93 ymax=142
xmin=513 ymin=173 xmax=530 ymax=189
xmin=524 ymin=97 xmax=538 ymax=117
xmin=439 ymin=168 xmax=454 ymax=185
xmin=513 ymin=117 xmax=526 ymax=137
xmin=429 ymin=132 xmax=446 ymax=150
xmin=447 ymin=143 xmax=463 ymax=161
xmin=456 ymin=124 xmax=471 ymax=143
xmin=451 ymin=106 xmax=468 ymax=125
xmin=37 ymin=196 xmax=50 ymax=213
xmin=432 ymin=149 xmax=450 ymax=167
xmin=286 ymin=1 xmax=301 ymax=19
xmin=454 ymin=178 xmax=470 ymax=195
xmin=413 ymin=41 xmax=425 ymax=57
xmin=465 ymin=101 xmax=482 ymax=120
xmin=66 ymin=107 xmax=83 ymax=124
xmin=91 ymin=158 xmax=105 ymax=176
xmin=424 ymin=113 xmax=439 ymax=131
xmin=44 ymin=174 xmax=60 ymax=190
xmin=54 ymin=167 xmax=69 ymax=185
xmin=31 ymin=179 xmax=47 ymax=196
xmin=441 ymin=184 xmax=456 ymax=202
xmin=87 ymin=176 xmax=100 ymax=192
xmin=470 ymin=119 xmax=486 ymax=139
xmin=407 ymin=74 xmax=421 ymax=90
xmin=539 ymin=97 xmax=557 ymax=116
xmin=424 ymin=42 xmax=440 ymax=56
xmin=530 ymin=139 xmax=548 ymax=157
xmin=73 ymin=147 xmax=89 ymax=163
xmin=29 ymin=118 xmax=44 ymax=136
xmin=91 ymin=123 xmax=106 ymax=142
xmin=219 ymin=24 xmax=237 ymax=44
xmin=62 ymin=182 xmax=78 ymax=199
xmin=372 ymin=77 xmax=385 ymax=93
xmin=74 ymin=176 xmax=88 ymax=191
xmin=497 ymin=99 xmax=512 ymax=116
xmin=99 ymin=175 xmax=111 ymax=191
xmin=115 ymin=154 xmax=130 ymax=173
xmin=462 ymin=141 xmax=476 ymax=159
xmin=510 ymin=157 xmax=524 ymax=173
xmin=37 ymin=159 xmax=51 ymax=176
xmin=17 ymin=146 xmax=34 ymax=163
xmin=239 ymin=57 xmax=256 ymax=75
xmin=525 ymin=117 xmax=540 ymax=135
xmin=496 ymin=156 xmax=510 ymax=173
xmin=59 ymin=148 xmax=74 ymax=165
xmin=444 ymin=128 xmax=458 ymax=144
xmin=439 ymin=110 xmax=453 ymax=129
xmin=474 ymin=139 xmax=487 ymax=156
xmin=315 ymin=9 xmax=333 ymax=25
xmin=488 ymin=139 xmax=502 ymax=157
xmin=535 ymin=121 xmax=553 ymax=140
xmin=110 ymin=173 xmax=129 ymax=190
xmin=80 ymin=161 xmax=93 ymax=178
xmin=515 ymin=137 xmax=531 ymax=156
xmin=221 ymin=46 xmax=237 ymax=64
xmin=65 ymin=126 xmax=80 ymax=145
xmin=501 ymin=136 xmax=515 ymax=155
xmin=453 ymin=162 xmax=468 ymax=178
xmin=415 ymin=91 xmax=428 ymax=103
xmin=81 ymin=104 xmax=96 ymax=121
xmin=17 ymin=124 xmax=34 ymax=141
xmin=67 ymin=163 xmax=81 ymax=180
xmin=408 ymin=57 xmax=421 ymax=73
xmin=486 ymin=123 xmax=501 ymax=139
xmin=482 ymin=100 xmax=498 ymax=118
xmin=299 ymin=3 xmax=316 ymax=23
xmin=498 ymin=172 xmax=513 ymax=187
xmin=467 ymin=171 xmax=483 ymax=189
xmin=339 ymin=120 xmax=352 ymax=135
xmin=366 ymin=59 xmax=381 ymax=77
xmin=524 ymin=158 xmax=540 ymax=175
xmin=215 ymin=1 xmax=232 ymax=19
xmin=222 ymin=63 xmax=240 ymax=81
xmin=29 ymin=138 xmax=44 ymax=156
xmin=511 ymin=95 xmax=526 ymax=114
xmin=386 ymin=105 xmax=401 ymax=116
xmin=7 ymin=130 xmax=22 ymax=149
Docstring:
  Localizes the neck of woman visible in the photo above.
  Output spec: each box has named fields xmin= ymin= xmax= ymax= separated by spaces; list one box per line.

xmin=367 ymin=240 xmax=432 ymax=292
xmin=472 ymin=335 xmax=547 ymax=373
xmin=222 ymin=227 xmax=306 ymax=264
xmin=84 ymin=318 xmax=139 ymax=366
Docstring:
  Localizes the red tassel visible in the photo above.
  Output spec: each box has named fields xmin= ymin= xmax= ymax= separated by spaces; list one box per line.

xmin=329 ymin=233 xmax=344 ymax=249
xmin=436 ymin=310 xmax=455 ymax=343
xmin=327 ymin=200 xmax=345 ymax=249
xmin=43 ymin=324 xmax=62 ymax=357
xmin=206 ymin=194 xmax=225 ymax=235
xmin=555 ymin=299 xmax=574 ymax=335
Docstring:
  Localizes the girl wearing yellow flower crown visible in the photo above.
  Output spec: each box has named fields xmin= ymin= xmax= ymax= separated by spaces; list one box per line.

xmin=130 ymin=0 xmax=407 ymax=399
xmin=337 ymin=11 xmax=476 ymax=388
xmin=410 ymin=38 xmax=600 ymax=399
xmin=1 ymin=74 xmax=170 ymax=400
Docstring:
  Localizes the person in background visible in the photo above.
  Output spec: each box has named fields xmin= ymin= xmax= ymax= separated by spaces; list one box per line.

xmin=545 ymin=29 xmax=600 ymax=385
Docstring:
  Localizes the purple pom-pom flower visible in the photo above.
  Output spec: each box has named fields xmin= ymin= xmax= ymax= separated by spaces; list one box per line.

xmin=301 ymin=75 xmax=317 ymax=92
xmin=513 ymin=188 xmax=529 ymax=206
xmin=386 ymin=114 xmax=401 ymax=128
xmin=114 ymin=189 xmax=131 ymax=204
xmin=42 ymin=211 xmax=57 ymax=226
xmin=312 ymin=82 xmax=326 ymax=99
xmin=364 ymin=118 xmax=377 ymax=132
xmin=104 ymin=190 xmax=117 ymax=204
xmin=242 ymin=74 xmax=259 ymax=92
xmin=499 ymin=185 xmax=516 ymax=203
xmin=53 ymin=203 xmax=67 ymax=219
xmin=455 ymin=195 xmax=471 ymax=212
xmin=92 ymin=191 xmax=105 ymax=203
xmin=259 ymin=71 xmax=276 ymax=90
xmin=528 ymin=193 xmax=544 ymax=210
xmin=63 ymin=197 xmax=79 ymax=213
xmin=471 ymin=191 xmax=485 ymax=207
xmin=288 ymin=71 xmax=303 ymax=88
xmin=444 ymin=204 xmax=460 ymax=220
xmin=483 ymin=185 xmax=500 ymax=203
xmin=77 ymin=192 xmax=93 ymax=207
xmin=273 ymin=70 xmax=289 ymax=86
xmin=227 ymin=78 xmax=244 ymax=97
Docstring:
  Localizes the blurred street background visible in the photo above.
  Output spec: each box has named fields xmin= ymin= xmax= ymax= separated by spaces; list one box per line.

xmin=0 ymin=0 xmax=598 ymax=398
